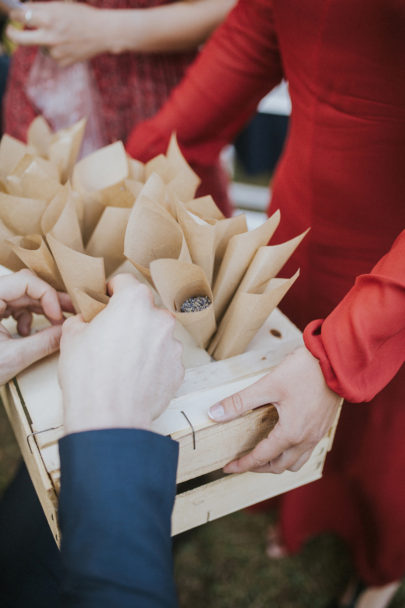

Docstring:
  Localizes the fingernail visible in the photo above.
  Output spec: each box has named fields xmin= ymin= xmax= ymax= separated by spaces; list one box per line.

xmin=208 ymin=403 xmax=225 ymax=420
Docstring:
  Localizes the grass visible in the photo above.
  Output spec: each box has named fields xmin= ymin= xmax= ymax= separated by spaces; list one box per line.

xmin=1 ymin=400 xmax=404 ymax=608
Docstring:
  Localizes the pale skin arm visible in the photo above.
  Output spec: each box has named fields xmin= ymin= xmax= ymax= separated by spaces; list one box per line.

xmin=208 ymin=346 xmax=342 ymax=474
xmin=7 ymin=0 xmax=236 ymax=67
xmin=58 ymin=273 xmax=185 ymax=434
xmin=0 ymin=269 xmax=72 ymax=385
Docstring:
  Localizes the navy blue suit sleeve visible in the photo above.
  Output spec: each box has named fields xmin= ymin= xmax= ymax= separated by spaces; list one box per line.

xmin=58 ymin=429 xmax=179 ymax=607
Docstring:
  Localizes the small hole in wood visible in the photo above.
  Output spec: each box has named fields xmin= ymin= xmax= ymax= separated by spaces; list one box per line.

xmin=261 ymin=356 xmax=267 ymax=361
xmin=269 ymin=328 xmax=282 ymax=338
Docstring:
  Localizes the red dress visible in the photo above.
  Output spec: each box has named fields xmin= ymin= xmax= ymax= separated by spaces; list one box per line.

xmin=127 ymin=0 xmax=405 ymax=585
xmin=3 ymin=0 xmax=232 ymax=215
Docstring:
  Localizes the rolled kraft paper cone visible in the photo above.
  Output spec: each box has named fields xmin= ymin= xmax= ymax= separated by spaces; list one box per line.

xmin=97 ymin=181 xmax=136 ymax=208
xmin=150 ymin=258 xmax=216 ymax=349
xmin=210 ymin=270 xmax=300 ymax=360
xmin=127 ymin=156 xmax=145 ymax=182
xmin=212 ymin=214 xmax=248 ymax=278
xmin=72 ymin=141 xmax=129 ymax=193
xmin=124 ymin=197 xmax=190 ymax=280
xmin=49 ymin=118 xmax=86 ymax=183
xmin=237 ymin=229 xmax=310 ymax=295
xmin=77 ymin=192 xmax=105 ymax=246
xmin=27 ymin=116 xmax=53 ymax=158
xmin=145 ymin=154 xmax=171 ymax=183
xmin=7 ymin=234 xmax=65 ymax=291
xmin=73 ymin=288 xmax=109 ymax=322
xmin=165 ymin=133 xmax=200 ymax=202
xmin=184 ymin=195 xmax=225 ymax=222
xmin=0 ymin=219 xmax=25 ymax=271
xmin=124 ymin=179 xmax=143 ymax=201
xmin=5 ymin=155 xmax=61 ymax=201
xmin=86 ymin=207 xmax=131 ymax=277
xmin=5 ymin=172 xmax=62 ymax=203
xmin=213 ymin=210 xmax=281 ymax=321
xmin=175 ymin=202 xmax=217 ymax=285
xmin=41 ymin=187 xmax=84 ymax=252
xmin=0 ymin=135 xmax=33 ymax=179
xmin=135 ymin=173 xmax=166 ymax=208
xmin=46 ymin=233 xmax=106 ymax=312
xmin=0 ymin=192 xmax=47 ymax=235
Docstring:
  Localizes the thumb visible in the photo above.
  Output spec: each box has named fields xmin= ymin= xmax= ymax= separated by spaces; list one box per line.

xmin=208 ymin=372 xmax=280 ymax=422
xmin=11 ymin=325 xmax=63 ymax=374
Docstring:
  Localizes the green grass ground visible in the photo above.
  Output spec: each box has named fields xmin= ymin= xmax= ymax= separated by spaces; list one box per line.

xmin=1 ymin=402 xmax=404 ymax=607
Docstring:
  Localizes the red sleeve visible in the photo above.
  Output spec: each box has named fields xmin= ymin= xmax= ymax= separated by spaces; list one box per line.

xmin=126 ymin=0 xmax=283 ymax=166
xmin=304 ymin=231 xmax=405 ymax=403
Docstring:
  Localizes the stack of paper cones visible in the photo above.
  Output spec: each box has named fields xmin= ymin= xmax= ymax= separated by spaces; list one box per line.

xmin=0 ymin=117 xmax=309 ymax=359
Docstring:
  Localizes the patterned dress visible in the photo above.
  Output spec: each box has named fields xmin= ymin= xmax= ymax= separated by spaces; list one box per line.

xmin=3 ymin=0 xmax=232 ymax=214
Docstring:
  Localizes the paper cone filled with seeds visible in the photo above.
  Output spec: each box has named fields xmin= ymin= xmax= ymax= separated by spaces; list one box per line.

xmin=0 ymin=118 xmax=309 ymax=362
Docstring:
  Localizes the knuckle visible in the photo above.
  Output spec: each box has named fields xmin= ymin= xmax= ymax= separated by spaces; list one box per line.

xmin=17 ymin=268 xmax=32 ymax=279
xmin=229 ymin=392 xmax=244 ymax=416
xmin=47 ymin=330 xmax=61 ymax=354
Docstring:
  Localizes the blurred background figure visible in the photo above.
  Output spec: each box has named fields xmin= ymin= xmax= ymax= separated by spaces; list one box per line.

xmin=4 ymin=0 xmax=235 ymax=215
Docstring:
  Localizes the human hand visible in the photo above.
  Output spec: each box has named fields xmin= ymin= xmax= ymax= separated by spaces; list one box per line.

xmin=0 ymin=269 xmax=72 ymax=385
xmin=58 ymin=273 xmax=184 ymax=435
xmin=208 ymin=346 xmax=342 ymax=474
xmin=7 ymin=2 xmax=109 ymax=66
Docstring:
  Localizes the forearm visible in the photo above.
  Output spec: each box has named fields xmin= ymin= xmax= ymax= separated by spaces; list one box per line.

xmin=304 ymin=230 xmax=405 ymax=403
xmin=59 ymin=429 xmax=179 ymax=608
xmin=103 ymin=0 xmax=236 ymax=55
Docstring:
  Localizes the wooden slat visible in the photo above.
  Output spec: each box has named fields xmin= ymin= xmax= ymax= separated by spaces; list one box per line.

xmin=174 ymin=404 xmax=278 ymax=483
xmin=1 ymin=384 xmax=60 ymax=545
xmin=172 ymin=436 xmax=329 ymax=536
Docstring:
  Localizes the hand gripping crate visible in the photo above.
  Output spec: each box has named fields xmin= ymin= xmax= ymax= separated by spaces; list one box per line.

xmin=1 ymin=308 xmax=340 ymax=545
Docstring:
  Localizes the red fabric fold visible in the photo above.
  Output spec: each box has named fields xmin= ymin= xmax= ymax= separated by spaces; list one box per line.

xmin=304 ymin=231 xmax=405 ymax=402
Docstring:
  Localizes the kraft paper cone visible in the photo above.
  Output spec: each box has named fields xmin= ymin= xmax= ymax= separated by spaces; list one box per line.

xmin=7 ymin=234 xmax=64 ymax=291
xmin=86 ymin=206 xmax=131 ymax=277
xmin=0 ymin=192 xmax=47 ymax=235
xmin=72 ymin=142 xmax=130 ymax=241
xmin=47 ymin=234 xmax=106 ymax=312
xmin=175 ymin=203 xmax=217 ymax=285
xmin=145 ymin=154 xmax=171 ymax=182
xmin=0 ymin=135 xmax=33 ymax=179
xmin=27 ymin=116 xmax=53 ymax=158
xmin=150 ymin=258 xmax=216 ymax=349
xmin=0 ymin=219 xmax=25 ymax=271
xmin=184 ymin=195 xmax=225 ymax=222
xmin=212 ymin=214 xmax=248 ymax=279
xmin=49 ymin=118 xmax=86 ymax=183
xmin=135 ymin=173 xmax=166 ymax=207
xmin=78 ymin=193 xmax=105 ymax=246
xmin=236 ymin=229 xmax=309 ymax=295
xmin=165 ymin=133 xmax=200 ymax=202
xmin=41 ymin=186 xmax=84 ymax=252
xmin=176 ymin=202 xmax=248 ymax=285
xmin=124 ymin=179 xmax=143 ymax=200
xmin=127 ymin=156 xmax=145 ymax=182
xmin=72 ymin=141 xmax=128 ymax=193
xmin=97 ymin=180 xmax=136 ymax=208
xmin=124 ymin=197 xmax=190 ymax=280
xmin=4 ymin=155 xmax=61 ymax=202
xmin=210 ymin=270 xmax=300 ymax=360
xmin=73 ymin=288 xmax=109 ymax=322
xmin=213 ymin=210 xmax=281 ymax=321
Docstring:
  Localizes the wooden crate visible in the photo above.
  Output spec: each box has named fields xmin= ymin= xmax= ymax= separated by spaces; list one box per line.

xmin=1 ymin=308 xmax=340 ymax=544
